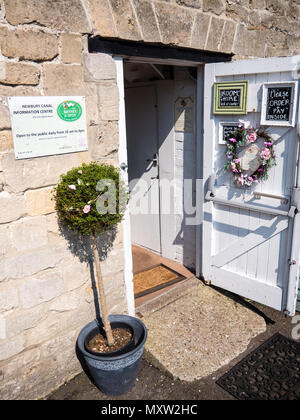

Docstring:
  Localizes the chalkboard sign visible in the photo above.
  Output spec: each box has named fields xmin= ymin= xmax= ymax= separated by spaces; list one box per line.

xmin=219 ymin=89 xmax=241 ymax=108
xmin=219 ymin=122 xmax=239 ymax=144
xmin=266 ymin=86 xmax=292 ymax=122
xmin=261 ymin=82 xmax=297 ymax=127
xmin=213 ymin=81 xmax=248 ymax=115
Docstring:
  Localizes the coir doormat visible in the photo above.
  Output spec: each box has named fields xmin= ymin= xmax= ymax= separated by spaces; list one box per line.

xmin=216 ymin=333 xmax=300 ymax=400
xmin=134 ymin=264 xmax=186 ymax=298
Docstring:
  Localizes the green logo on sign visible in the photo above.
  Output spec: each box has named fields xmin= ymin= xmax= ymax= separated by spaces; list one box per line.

xmin=57 ymin=101 xmax=82 ymax=121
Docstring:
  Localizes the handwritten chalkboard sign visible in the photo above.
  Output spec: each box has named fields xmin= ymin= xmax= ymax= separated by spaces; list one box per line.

xmin=213 ymin=81 xmax=248 ymax=115
xmin=261 ymin=82 xmax=297 ymax=127
xmin=266 ymin=86 xmax=292 ymax=121
xmin=219 ymin=122 xmax=239 ymax=144
xmin=219 ymin=89 xmax=241 ymax=108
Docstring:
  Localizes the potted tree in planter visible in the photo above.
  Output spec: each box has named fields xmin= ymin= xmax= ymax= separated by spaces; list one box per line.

xmin=54 ymin=162 xmax=147 ymax=396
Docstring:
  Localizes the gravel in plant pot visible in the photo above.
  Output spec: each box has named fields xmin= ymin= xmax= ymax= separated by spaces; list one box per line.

xmin=54 ymin=162 xmax=147 ymax=396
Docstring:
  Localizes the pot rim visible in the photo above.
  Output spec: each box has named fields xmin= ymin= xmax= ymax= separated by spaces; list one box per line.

xmin=77 ymin=314 xmax=148 ymax=362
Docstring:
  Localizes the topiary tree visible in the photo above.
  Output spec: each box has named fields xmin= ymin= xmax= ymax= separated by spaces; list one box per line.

xmin=54 ymin=162 xmax=128 ymax=347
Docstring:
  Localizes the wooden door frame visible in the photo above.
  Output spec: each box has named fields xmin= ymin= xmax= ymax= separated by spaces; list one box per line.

xmin=115 ymin=56 xmax=206 ymax=313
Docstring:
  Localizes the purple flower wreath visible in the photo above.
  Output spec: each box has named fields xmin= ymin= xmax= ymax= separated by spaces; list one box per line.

xmin=225 ymin=120 xmax=276 ymax=187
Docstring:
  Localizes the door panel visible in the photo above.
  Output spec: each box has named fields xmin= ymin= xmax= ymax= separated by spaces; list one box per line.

xmin=125 ymin=85 xmax=161 ymax=254
xmin=203 ymin=56 xmax=300 ymax=314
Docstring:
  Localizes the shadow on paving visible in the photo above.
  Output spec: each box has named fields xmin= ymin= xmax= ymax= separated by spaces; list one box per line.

xmin=47 ymin=295 xmax=299 ymax=401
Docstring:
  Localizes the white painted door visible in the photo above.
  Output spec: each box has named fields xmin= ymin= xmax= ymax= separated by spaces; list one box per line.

xmin=125 ymin=85 xmax=161 ymax=254
xmin=203 ymin=56 xmax=300 ymax=315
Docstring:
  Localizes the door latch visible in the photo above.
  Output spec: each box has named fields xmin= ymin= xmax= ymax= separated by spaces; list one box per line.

xmin=147 ymin=154 xmax=159 ymax=167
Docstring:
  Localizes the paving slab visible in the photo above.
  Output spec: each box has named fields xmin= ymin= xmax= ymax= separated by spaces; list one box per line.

xmin=142 ymin=283 xmax=266 ymax=382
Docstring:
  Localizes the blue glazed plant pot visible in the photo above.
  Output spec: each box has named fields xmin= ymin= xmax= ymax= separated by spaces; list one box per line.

xmin=77 ymin=314 xmax=148 ymax=396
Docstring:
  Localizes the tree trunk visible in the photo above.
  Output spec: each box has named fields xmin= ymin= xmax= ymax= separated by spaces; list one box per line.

xmin=91 ymin=235 xmax=114 ymax=347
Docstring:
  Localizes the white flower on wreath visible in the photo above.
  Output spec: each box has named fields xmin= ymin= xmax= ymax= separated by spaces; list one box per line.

xmin=238 ymin=119 xmax=250 ymax=129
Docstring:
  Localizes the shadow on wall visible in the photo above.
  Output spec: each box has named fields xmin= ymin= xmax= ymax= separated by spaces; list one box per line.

xmin=58 ymin=221 xmax=117 ymax=323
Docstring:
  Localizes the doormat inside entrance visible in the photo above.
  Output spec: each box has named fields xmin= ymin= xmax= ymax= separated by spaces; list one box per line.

xmin=216 ymin=333 xmax=300 ymax=400
xmin=134 ymin=264 xmax=186 ymax=298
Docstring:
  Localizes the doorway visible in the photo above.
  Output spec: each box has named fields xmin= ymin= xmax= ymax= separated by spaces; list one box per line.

xmin=123 ymin=61 xmax=199 ymax=300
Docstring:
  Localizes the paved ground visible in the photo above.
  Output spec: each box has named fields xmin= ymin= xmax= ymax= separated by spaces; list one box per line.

xmin=47 ymin=283 xmax=299 ymax=401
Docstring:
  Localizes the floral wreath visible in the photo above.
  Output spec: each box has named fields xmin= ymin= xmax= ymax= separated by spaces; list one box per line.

xmin=225 ymin=120 xmax=276 ymax=187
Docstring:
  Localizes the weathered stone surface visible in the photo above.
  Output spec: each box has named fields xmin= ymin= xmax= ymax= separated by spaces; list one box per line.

xmin=2 ymin=152 xmax=88 ymax=193
xmin=0 ymin=86 xmax=40 ymax=102
xmin=249 ymin=0 xmax=266 ymax=8
xmin=25 ymin=187 xmax=55 ymax=217
xmin=0 ymin=27 xmax=58 ymax=61
xmin=206 ymin=16 xmax=225 ymax=51
xmin=89 ymin=121 xmax=119 ymax=160
xmin=154 ymin=2 xmax=194 ymax=47
xmin=0 ymin=103 xmax=10 ymax=129
xmin=0 ymin=192 xmax=26 ymax=224
xmin=98 ymin=83 xmax=119 ymax=121
xmin=101 ymin=247 xmax=124 ymax=277
xmin=234 ymin=25 xmax=266 ymax=57
xmin=63 ymin=261 xmax=90 ymax=292
xmin=3 ymin=348 xmax=40 ymax=378
xmin=225 ymin=2 xmax=249 ymax=23
xmin=46 ymin=213 xmax=59 ymax=235
xmin=5 ymin=306 xmax=46 ymax=338
xmin=60 ymin=33 xmax=83 ymax=64
xmin=219 ymin=20 xmax=237 ymax=53
xmin=0 ymin=336 xmax=25 ymax=361
xmin=43 ymin=64 xmax=84 ymax=95
xmin=132 ymin=0 xmax=161 ymax=42
xmin=0 ymin=247 xmax=66 ymax=282
xmin=86 ymin=0 xmax=117 ymax=37
xmin=0 ymin=283 xmax=18 ymax=313
xmin=190 ymin=12 xmax=211 ymax=49
xmin=0 ymin=130 xmax=13 ymax=152
xmin=85 ymin=83 xmax=100 ymax=126
xmin=0 ymin=62 xmax=40 ymax=86
xmin=248 ymin=10 xmax=262 ymax=27
xmin=41 ymin=329 xmax=77 ymax=358
xmin=25 ymin=306 xmax=92 ymax=348
xmin=143 ymin=284 xmax=266 ymax=381
xmin=50 ymin=290 xmax=81 ymax=312
xmin=203 ymin=0 xmax=225 ymax=15
xmin=83 ymin=53 xmax=116 ymax=82
xmin=176 ymin=0 xmax=202 ymax=8
xmin=0 ymin=224 xmax=10 ymax=257
xmin=20 ymin=270 xmax=65 ymax=309
xmin=109 ymin=0 xmax=142 ymax=40
xmin=4 ymin=0 xmax=91 ymax=33
xmin=10 ymin=216 xmax=48 ymax=251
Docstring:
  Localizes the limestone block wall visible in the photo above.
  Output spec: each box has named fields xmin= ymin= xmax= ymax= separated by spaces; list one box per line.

xmin=0 ymin=0 xmax=299 ymax=401
xmin=0 ymin=1 xmax=127 ymax=400
xmin=86 ymin=0 xmax=300 ymax=58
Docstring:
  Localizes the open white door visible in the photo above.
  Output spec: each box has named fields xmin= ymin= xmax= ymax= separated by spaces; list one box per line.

xmin=202 ymin=55 xmax=300 ymax=315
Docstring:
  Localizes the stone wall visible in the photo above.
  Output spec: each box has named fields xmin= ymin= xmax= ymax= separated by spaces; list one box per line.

xmin=0 ymin=0 xmax=127 ymax=400
xmin=0 ymin=0 xmax=299 ymax=401
xmin=86 ymin=0 xmax=300 ymax=58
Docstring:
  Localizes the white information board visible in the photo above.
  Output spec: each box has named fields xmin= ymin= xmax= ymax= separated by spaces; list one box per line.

xmin=8 ymin=96 xmax=88 ymax=159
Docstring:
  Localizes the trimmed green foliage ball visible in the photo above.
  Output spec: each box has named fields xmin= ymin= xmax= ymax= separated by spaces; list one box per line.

xmin=54 ymin=162 xmax=128 ymax=236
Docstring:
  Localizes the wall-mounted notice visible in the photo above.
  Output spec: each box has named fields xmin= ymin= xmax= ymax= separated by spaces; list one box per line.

xmin=261 ymin=82 xmax=298 ymax=127
xmin=8 ymin=96 xmax=88 ymax=159
xmin=213 ymin=81 xmax=248 ymax=115
xmin=219 ymin=122 xmax=239 ymax=145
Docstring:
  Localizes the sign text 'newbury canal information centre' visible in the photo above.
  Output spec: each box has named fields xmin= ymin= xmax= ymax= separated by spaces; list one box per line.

xmin=8 ymin=96 xmax=88 ymax=159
